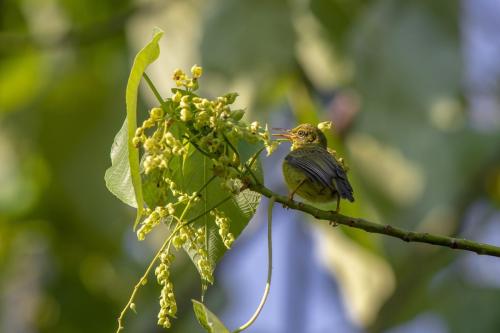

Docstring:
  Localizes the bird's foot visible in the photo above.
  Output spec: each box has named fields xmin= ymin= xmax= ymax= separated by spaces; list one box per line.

xmin=329 ymin=220 xmax=339 ymax=227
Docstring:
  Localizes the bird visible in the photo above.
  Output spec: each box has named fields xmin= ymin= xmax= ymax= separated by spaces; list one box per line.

xmin=273 ymin=123 xmax=354 ymax=213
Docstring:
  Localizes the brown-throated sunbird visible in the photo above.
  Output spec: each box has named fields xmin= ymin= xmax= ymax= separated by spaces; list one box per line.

xmin=273 ymin=123 xmax=354 ymax=212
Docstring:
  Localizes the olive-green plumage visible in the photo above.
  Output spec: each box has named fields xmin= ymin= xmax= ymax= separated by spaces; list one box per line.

xmin=275 ymin=123 xmax=354 ymax=211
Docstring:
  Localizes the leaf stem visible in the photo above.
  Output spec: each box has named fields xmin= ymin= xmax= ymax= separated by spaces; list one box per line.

xmin=116 ymin=221 xmax=184 ymax=332
xmin=143 ymin=73 xmax=166 ymax=107
xmin=243 ymin=146 xmax=266 ymax=185
xmin=196 ymin=175 xmax=216 ymax=195
xmin=117 ymin=195 xmax=197 ymax=332
xmin=222 ymin=134 xmax=262 ymax=185
xmin=186 ymin=196 xmax=233 ymax=226
xmin=188 ymin=138 xmax=218 ymax=159
xmin=232 ymin=196 xmax=275 ymax=333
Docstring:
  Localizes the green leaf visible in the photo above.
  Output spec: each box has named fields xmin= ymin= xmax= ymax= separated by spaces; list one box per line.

xmin=192 ymin=300 xmax=230 ymax=333
xmin=104 ymin=27 xmax=164 ymax=228
xmin=104 ymin=119 xmax=137 ymax=207
xmin=171 ymin=145 xmax=262 ymax=268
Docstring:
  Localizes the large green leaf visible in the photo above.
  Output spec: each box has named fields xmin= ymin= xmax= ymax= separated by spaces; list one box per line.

xmin=104 ymin=28 xmax=164 ymax=228
xmin=192 ymin=300 xmax=230 ymax=333
xmin=104 ymin=119 xmax=137 ymax=207
xmin=170 ymin=145 xmax=262 ymax=268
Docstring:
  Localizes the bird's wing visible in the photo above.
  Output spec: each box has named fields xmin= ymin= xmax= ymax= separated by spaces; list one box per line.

xmin=286 ymin=147 xmax=354 ymax=202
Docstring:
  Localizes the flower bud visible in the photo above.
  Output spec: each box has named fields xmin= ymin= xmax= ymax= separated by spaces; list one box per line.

xmin=191 ymin=65 xmax=203 ymax=78
xmin=318 ymin=121 xmax=333 ymax=131
xmin=230 ymin=109 xmax=245 ymax=121
xmin=172 ymin=91 xmax=182 ymax=103
xmin=180 ymin=108 xmax=192 ymax=122
xmin=150 ymin=107 xmax=164 ymax=120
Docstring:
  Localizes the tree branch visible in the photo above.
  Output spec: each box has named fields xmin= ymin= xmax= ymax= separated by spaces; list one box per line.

xmin=248 ymin=183 xmax=500 ymax=258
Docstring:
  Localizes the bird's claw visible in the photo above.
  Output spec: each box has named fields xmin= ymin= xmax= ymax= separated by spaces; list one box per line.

xmin=329 ymin=220 xmax=339 ymax=227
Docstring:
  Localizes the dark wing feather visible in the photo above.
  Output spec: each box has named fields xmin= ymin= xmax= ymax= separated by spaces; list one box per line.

xmin=286 ymin=147 xmax=354 ymax=202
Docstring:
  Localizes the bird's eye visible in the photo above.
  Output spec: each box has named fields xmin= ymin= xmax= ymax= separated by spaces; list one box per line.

xmin=298 ymin=130 xmax=305 ymax=136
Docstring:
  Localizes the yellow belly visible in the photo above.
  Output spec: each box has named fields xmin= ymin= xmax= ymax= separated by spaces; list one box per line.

xmin=283 ymin=161 xmax=337 ymax=203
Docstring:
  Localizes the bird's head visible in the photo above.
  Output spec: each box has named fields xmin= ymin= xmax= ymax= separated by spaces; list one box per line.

xmin=273 ymin=123 xmax=327 ymax=150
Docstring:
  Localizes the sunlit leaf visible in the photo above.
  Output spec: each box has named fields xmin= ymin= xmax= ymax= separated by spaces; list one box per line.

xmin=104 ymin=28 xmax=164 ymax=228
xmin=171 ymin=146 xmax=263 ymax=268
xmin=192 ymin=300 xmax=230 ymax=333
xmin=104 ymin=119 xmax=137 ymax=207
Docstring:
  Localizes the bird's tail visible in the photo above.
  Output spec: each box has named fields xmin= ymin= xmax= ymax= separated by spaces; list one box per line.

xmin=336 ymin=178 xmax=354 ymax=202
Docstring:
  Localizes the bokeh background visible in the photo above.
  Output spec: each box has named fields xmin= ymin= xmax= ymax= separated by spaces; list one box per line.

xmin=2 ymin=0 xmax=500 ymax=332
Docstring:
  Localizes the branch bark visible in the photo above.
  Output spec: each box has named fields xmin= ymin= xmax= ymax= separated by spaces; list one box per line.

xmin=248 ymin=182 xmax=500 ymax=258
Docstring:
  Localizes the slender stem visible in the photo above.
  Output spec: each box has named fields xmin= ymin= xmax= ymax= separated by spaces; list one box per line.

xmin=188 ymin=138 xmax=217 ymax=159
xmin=202 ymin=157 xmax=209 ymax=302
xmin=246 ymin=146 xmax=266 ymax=170
xmin=116 ymin=221 xmax=184 ymax=332
xmin=222 ymin=134 xmax=240 ymax=160
xmin=143 ymin=73 xmax=165 ymax=107
xmin=117 ymin=195 xmax=197 ymax=332
xmin=222 ymin=133 xmax=263 ymax=185
xmin=186 ymin=196 xmax=233 ymax=226
xmin=249 ymin=182 xmax=500 ymax=258
xmin=232 ymin=196 xmax=275 ymax=333
xmin=196 ymin=174 xmax=216 ymax=197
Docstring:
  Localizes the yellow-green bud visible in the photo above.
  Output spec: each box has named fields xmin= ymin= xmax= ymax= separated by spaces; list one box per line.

xmin=180 ymin=95 xmax=190 ymax=107
xmin=191 ymin=64 xmax=203 ymax=78
xmin=180 ymin=108 xmax=192 ymax=122
xmin=143 ymin=119 xmax=154 ymax=128
xmin=143 ymin=138 xmax=156 ymax=152
xmin=173 ymin=69 xmax=185 ymax=81
xmin=172 ymin=91 xmax=182 ymax=103
xmin=132 ymin=136 xmax=142 ymax=148
xmin=250 ymin=121 xmax=259 ymax=133
xmin=318 ymin=121 xmax=333 ymax=131
xmin=150 ymin=107 xmax=164 ymax=121
xmin=166 ymin=203 xmax=175 ymax=215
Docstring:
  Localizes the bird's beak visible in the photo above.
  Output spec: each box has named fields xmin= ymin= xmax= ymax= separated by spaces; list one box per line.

xmin=272 ymin=128 xmax=293 ymax=140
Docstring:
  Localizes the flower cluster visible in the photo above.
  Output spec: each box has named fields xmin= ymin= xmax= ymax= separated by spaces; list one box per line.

xmin=155 ymin=250 xmax=176 ymax=329
xmin=172 ymin=225 xmax=213 ymax=284
xmin=128 ymin=65 xmax=280 ymax=329
xmin=136 ymin=205 xmax=175 ymax=240
xmin=210 ymin=209 xmax=234 ymax=249
xmin=133 ymin=110 xmax=187 ymax=175
xmin=131 ymin=65 xmax=279 ymax=236
xmin=132 ymin=69 xmax=279 ymax=210
xmin=172 ymin=65 xmax=202 ymax=89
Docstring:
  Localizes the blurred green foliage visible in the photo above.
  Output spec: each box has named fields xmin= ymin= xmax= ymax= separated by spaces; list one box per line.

xmin=1 ymin=0 xmax=499 ymax=332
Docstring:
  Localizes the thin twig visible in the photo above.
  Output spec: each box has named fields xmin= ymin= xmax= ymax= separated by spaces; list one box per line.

xmin=117 ymin=194 xmax=197 ymax=332
xmin=249 ymin=183 xmax=500 ymax=258
xmin=143 ymin=73 xmax=166 ymax=107
xmin=186 ymin=196 xmax=233 ymax=226
xmin=232 ymin=196 xmax=275 ymax=333
xmin=116 ymin=222 xmax=182 ymax=332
